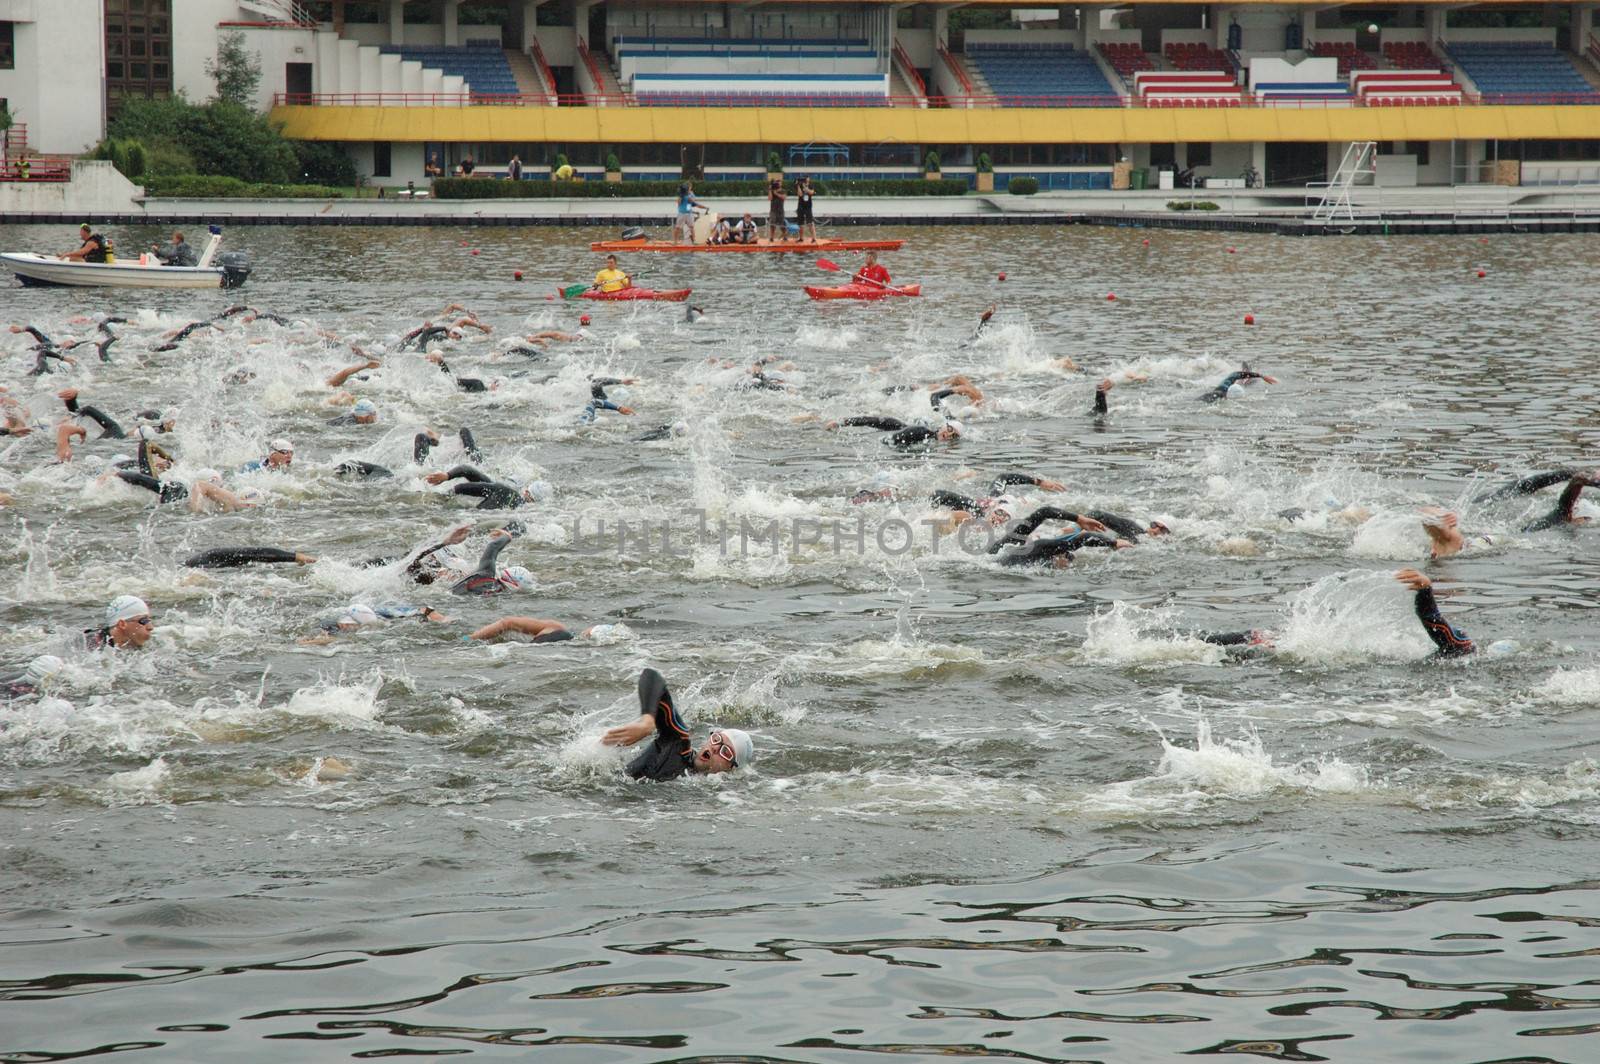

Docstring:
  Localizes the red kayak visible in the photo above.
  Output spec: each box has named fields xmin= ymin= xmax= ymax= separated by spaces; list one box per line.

xmin=568 ymin=287 xmax=692 ymax=302
xmin=804 ymin=283 xmax=922 ymax=301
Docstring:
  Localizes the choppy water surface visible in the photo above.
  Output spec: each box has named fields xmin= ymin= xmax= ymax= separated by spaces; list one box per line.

xmin=2 ymin=223 xmax=1598 ymax=1062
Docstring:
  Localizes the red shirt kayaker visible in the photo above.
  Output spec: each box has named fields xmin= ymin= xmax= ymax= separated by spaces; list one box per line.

xmin=854 ymin=252 xmax=890 ymax=287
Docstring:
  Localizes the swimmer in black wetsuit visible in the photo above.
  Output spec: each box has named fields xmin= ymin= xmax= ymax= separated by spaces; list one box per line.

xmin=1085 ymin=511 xmax=1170 ymax=542
xmin=467 ymin=617 xmax=578 ymax=643
xmin=986 ymin=506 xmax=1112 ymax=553
xmin=335 ymin=460 xmax=393 ymax=479
xmin=1092 ymin=378 xmax=1113 ymax=417
xmin=57 ymin=388 xmax=125 ymax=439
xmin=153 ymin=319 xmax=218 ymax=352
xmin=635 ymin=420 xmax=688 ymax=443
xmin=426 ymin=352 xmax=492 ymax=393
xmin=397 ymin=323 xmax=460 ymax=352
xmin=826 ymin=416 xmax=962 ymax=449
xmin=1200 ymin=364 xmax=1277 ymax=403
xmin=1473 ymin=469 xmax=1580 ymax=503
xmin=599 ymin=668 xmax=754 ymax=780
xmin=995 ymin=529 xmax=1127 ymax=568
xmin=414 ymin=427 xmax=484 ymax=465
xmin=1520 ymin=474 xmax=1596 ymax=532
xmin=1395 ymin=568 xmax=1475 ymax=657
xmin=424 ymin=465 xmax=528 ymax=510
xmin=449 ymin=529 xmax=536 ymax=595
xmin=184 ymin=547 xmax=318 ymax=568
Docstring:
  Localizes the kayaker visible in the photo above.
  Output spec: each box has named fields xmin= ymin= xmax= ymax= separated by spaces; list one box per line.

xmin=601 ymin=668 xmax=755 ymax=781
xmin=854 ymin=252 xmax=891 ymax=288
xmin=593 ymin=254 xmax=631 ymax=294
xmin=60 ymin=224 xmax=109 ymax=264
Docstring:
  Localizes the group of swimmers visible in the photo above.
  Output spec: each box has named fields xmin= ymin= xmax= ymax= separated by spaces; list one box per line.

xmin=2 ymin=265 xmax=1595 ymax=780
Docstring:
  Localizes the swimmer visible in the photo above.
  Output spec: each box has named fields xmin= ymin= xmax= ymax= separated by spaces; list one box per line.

xmin=426 ymin=352 xmax=493 ymax=393
xmin=928 ymin=376 xmax=985 ymax=409
xmin=826 ymin=416 xmax=962 ymax=450
xmin=57 ymin=388 xmax=126 ymax=439
xmin=1 ymin=654 xmax=65 ymax=699
xmin=1474 ymin=468 xmax=1582 ymax=503
xmin=328 ymin=398 xmax=378 ymax=426
xmin=1521 ymin=473 xmax=1596 ymax=532
xmin=335 ymin=461 xmax=393 ymax=479
xmin=985 ymin=506 xmax=1110 ymax=553
xmin=83 ymin=595 xmax=156 ymax=651
xmin=600 ymin=667 xmax=754 ymax=780
xmin=1200 ymin=364 xmax=1277 ymax=403
xmin=152 ymin=318 xmax=218 ymax=352
xmin=184 ymin=547 xmax=317 ymax=569
xmin=466 ymin=617 xmax=585 ymax=643
xmin=1085 ymin=511 xmax=1170 ymax=542
xmin=1395 ymin=569 xmax=1475 ymax=658
xmin=299 ymin=603 xmax=451 ymax=645
xmin=382 ymin=522 xmax=474 ymax=585
xmin=685 ymin=304 xmax=706 ymax=324
xmin=995 ymin=530 xmax=1130 ymax=568
xmin=423 ymin=466 xmax=534 ymax=510
xmin=1092 ymin=378 xmax=1113 ymax=417
xmin=327 ymin=357 xmax=381 ymax=389
xmin=1421 ymin=510 xmax=1471 ymax=559
xmin=1199 ymin=629 xmax=1278 ymax=650
xmin=449 ymin=529 xmax=536 ymax=595
xmin=241 ymin=438 xmax=295 ymax=472
xmin=397 ymin=322 xmax=462 ymax=352
xmin=634 ymin=420 xmax=688 ymax=443
xmin=580 ymin=379 xmax=636 ymax=423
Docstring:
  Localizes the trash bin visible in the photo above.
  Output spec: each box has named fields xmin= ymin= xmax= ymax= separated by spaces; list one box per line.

xmin=1130 ymin=168 xmax=1148 ymax=191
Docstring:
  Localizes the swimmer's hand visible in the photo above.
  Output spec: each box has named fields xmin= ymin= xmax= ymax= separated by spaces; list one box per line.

xmin=423 ymin=472 xmax=449 ymax=486
xmin=1036 ymin=478 xmax=1066 ymax=492
xmin=442 ymin=523 xmax=472 ymax=546
xmin=616 ymin=406 xmax=635 ymax=416
xmin=1395 ymin=568 xmax=1432 ymax=591
xmin=1077 ymin=516 xmax=1107 ymax=533
xmin=1112 ymin=539 xmax=1135 ymax=550
xmin=1096 ymin=378 xmax=1114 ymax=394
xmin=601 ymin=714 xmax=654 ymax=747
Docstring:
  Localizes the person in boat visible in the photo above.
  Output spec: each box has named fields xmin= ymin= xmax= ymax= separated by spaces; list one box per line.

xmin=674 ymin=182 xmax=701 ymax=244
xmin=60 ymin=223 xmax=109 ymax=263
xmin=601 ymin=668 xmax=754 ymax=781
xmin=593 ymin=254 xmax=631 ymax=294
xmin=735 ymin=212 xmax=758 ymax=245
xmin=709 ymin=216 xmax=732 ymax=245
xmin=151 ymin=231 xmax=197 ymax=267
xmin=854 ymin=252 xmax=891 ymax=288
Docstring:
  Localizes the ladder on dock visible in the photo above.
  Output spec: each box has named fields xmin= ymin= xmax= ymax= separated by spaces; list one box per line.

xmin=1310 ymin=141 xmax=1377 ymax=224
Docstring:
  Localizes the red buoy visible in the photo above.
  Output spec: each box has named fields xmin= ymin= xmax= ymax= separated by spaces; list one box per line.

xmin=1142 ymin=239 xmax=1150 ymax=246
xmin=580 ymin=314 xmax=592 ymax=326
xmin=1476 ymin=269 xmax=1486 ymax=278
xmin=1227 ymin=246 xmax=1237 ymax=254
xmin=1243 ymin=313 xmax=1255 ymax=325
xmin=513 ymin=270 xmax=523 ymax=280
xmin=997 ymin=271 xmax=1007 ymax=281
xmin=470 ymin=249 xmax=480 ymax=256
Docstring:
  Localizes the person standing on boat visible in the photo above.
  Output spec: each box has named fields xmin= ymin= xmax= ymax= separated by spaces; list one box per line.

xmin=60 ymin=224 xmax=108 ymax=263
xmin=766 ymin=178 xmax=788 ymax=242
xmin=854 ymin=252 xmax=891 ymax=287
xmin=673 ymin=182 xmax=701 ymax=244
xmin=795 ymin=175 xmax=817 ymax=242
xmin=593 ymin=254 xmax=631 ymax=294
xmin=151 ymin=231 xmax=196 ymax=267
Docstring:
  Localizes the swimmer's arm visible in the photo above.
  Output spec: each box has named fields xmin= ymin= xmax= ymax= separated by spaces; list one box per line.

xmin=469 ymin=530 xmax=513 ymax=576
xmin=1512 ymin=470 xmax=1577 ymax=496
xmin=1093 ymin=378 xmax=1112 ymax=415
xmin=1397 ymin=569 xmax=1475 ymax=657
xmin=837 ymin=416 xmax=904 ymax=432
xmin=469 ymin=616 xmax=563 ymax=641
xmin=404 ymin=522 xmax=472 ymax=571
xmin=1557 ymin=477 xmax=1589 ymax=522
xmin=413 ymin=430 xmax=440 ymax=464
xmin=327 ymin=358 xmax=380 ymax=388
xmin=987 ymin=473 xmax=1066 ymax=495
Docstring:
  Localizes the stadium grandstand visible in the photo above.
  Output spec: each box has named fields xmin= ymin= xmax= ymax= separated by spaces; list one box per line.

xmin=5 ymin=1 xmax=1600 ymax=193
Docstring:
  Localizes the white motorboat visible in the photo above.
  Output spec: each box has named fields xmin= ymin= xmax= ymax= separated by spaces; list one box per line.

xmin=1 ymin=226 xmax=251 ymax=289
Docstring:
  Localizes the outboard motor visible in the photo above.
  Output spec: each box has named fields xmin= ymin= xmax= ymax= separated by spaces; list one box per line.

xmin=219 ymin=250 xmax=252 ymax=289
xmin=619 ymin=226 xmax=646 ymax=241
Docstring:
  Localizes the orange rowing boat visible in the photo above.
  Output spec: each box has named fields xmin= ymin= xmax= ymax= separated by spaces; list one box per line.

xmin=588 ymin=237 xmax=904 ymax=254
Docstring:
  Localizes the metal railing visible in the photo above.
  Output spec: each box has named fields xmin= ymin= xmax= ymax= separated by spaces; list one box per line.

xmin=529 ymin=37 xmax=559 ymax=104
xmin=937 ymin=45 xmax=974 ymax=95
xmin=270 ymin=89 xmax=1600 ymax=110
xmin=893 ymin=41 xmax=927 ymax=98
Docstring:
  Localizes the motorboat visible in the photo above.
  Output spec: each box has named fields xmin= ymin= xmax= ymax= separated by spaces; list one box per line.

xmin=1 ymin=226 xmax=251 ymax=289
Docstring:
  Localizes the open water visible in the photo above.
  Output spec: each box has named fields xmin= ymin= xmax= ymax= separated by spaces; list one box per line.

xmin=1 ymin=222 xmax=1598 ymax=1063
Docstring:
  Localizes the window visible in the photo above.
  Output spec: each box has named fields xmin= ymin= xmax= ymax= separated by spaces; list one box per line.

xmin=104 ymin=0 xmax=172 ymax=111
xmin=0 ymin=22 xmax=14 ymax=70
xmin=373 ymin=142 xmax=391 ymax=178
xmin=1150 ymin=143 xmax=1177 ymax=169
xmin=1414 ymin=142 xmax=1430 ymax=167
xmin=1187 ymin=142 xmax=1212 ymax=168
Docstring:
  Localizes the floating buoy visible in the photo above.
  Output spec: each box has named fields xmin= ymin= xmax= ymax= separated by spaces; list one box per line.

xmin=1243 ymin=313 xmax=1255 ymax=325
xmin=1106 ymin=293 xmax=1117 ymax=302
xmin=997 ymin=271 xmax=1007 ymax=281
xmin=1142 ymin=238 xmax=1150 ymax=246
xmin=1476 ymin=269 xmax=1486 ymax=278
xmin=580 ymin=314 xmax=592 ymax=326
xmin=470 ymin=249 xmax=480 ymax=256
xmin=513 ymin=270 xmax=523 ymax=280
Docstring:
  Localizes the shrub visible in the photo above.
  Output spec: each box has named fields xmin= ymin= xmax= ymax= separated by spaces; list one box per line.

xmin=552 ymin=152 xmax=569 ymax=175
xmin=106 ymin=95 xmax=305 ymax=184
xmin=294 ymin=139 xmax=358 ymax=187
xmin=924 ymin=150 xmax=941 ymax=173
xmin=93 ymin=137 xmax=148 ymax=179
xmin=766 ymin=151 xmax=783 ymax=174
xmin=605 ymin=152 xmax=621 ymax=173
xmin=1008 ymin=176 xmax=1039 ymax=196
xmin=143 ymin=137 xmax=196 ymax=177
xmin=430 ymin=177 xmax=970 ymax=199
xmin=142 ymin=174 xmax=346 ymax=198
xmin=976 ymin=152 xmax=992 ymax=174
xmin=1166 ymin=200 xmax=1220 ymax=211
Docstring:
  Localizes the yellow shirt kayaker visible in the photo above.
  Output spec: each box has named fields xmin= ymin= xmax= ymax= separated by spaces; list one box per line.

xmin=594 ymin=254 xmax=631 ymax=293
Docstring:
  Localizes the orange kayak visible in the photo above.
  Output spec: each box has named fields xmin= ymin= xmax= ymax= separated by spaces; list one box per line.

xmin=570 ymin=287 xmax=693 ymax=302
xmin=804 ymin=283 xmax=922 ymax=301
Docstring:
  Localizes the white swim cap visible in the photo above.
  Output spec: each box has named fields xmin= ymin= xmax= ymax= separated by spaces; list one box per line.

xmin=717 ymin=727 xmax=755 ymax=769
xmin=195 ymin=468 xmax=222 ymax=486
xmin=585 ymin=623 xmax=620 ymax=641
xmin=343 ymin=604 xmax=380 ymax=626
xmin=105 ymin=595 xmax=150 ymax=626
xmin=944 ymin=419 xmax=964 ymax=435
xmin=670 ymin=420 xmax=689 ymax=437
xmin=23 ymin=654 xmax=64 ymax=686
xmin=137 ymin=424 xmax=159 ymax=440
xmin=499 ymin=565 xmax=536 ymax=590
xmin=269 ymin=438 xmax=294 ymax=454
xmin=352 ymin=399 xmax=378 ymax=417
xmin=1486 ymin=639 xmax=1519 ymax=658
xmin=522 ymin=479 xmax=552 ymax=503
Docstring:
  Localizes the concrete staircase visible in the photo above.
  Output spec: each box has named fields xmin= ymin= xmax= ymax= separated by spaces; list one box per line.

xmin=504 ymin=48 xmax=545 ymax=101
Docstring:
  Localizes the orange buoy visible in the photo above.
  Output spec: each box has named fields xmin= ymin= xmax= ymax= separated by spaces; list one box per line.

xmin=580 ymin=314 xmax=592 ymax=326
xmin=1476 ymin=269 xmax=1486 ymax=278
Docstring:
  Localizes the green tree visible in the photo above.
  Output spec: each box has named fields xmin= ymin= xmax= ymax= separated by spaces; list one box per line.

xmin=187 ymin=102 xmax=296 ymax=183
xmin=0 ymin=102 xmax=12 ymax=135
xmin=206 ymin=30 xmax=262 ymax=105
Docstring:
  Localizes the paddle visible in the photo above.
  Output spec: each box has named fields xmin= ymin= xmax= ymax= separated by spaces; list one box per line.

xmin=816 ymin=257 xmax=895 ymax=292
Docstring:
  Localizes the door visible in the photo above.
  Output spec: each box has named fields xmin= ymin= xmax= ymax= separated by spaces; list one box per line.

xmin=1266 ymin=142 xmax=1327 ymax=187
xmin=285 ymin=62 xmax=312 ymax=101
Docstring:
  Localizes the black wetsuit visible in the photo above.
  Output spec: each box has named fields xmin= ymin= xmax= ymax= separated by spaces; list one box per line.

xmin=63 ymin=394 xmax=126 ymax=439
xmin=450 ymin=535 xmax=515 ymax=595
xmin=625 ymin=668 xmax=696 ymax=782
xmin=1092 ymin=387 xmax=1109 ymax=416
xmin=154 ymin=320 xmax=216 ymax=352
xmin=335 ymin=461 xmax=392 ymax=478
xmin=116 ymin=470 xmax=187 ymax=503
xmin=184 ymin=547 xmax=303 ymax=569
xmin=987 ymin=506 xmax=1096 ymax=554
xmin=1200 ymin=370 xmax=1270 ymax=403
xmin=1414 ymin=587 xmax=1474 ymax=658
xmin=635 ymin=424 xmax=678 ymax=442
xmin=1476 ymin=469 xmax=1577 ymax=502
xmin=502 ymin=345 xmax=545 ymax=359
xmin=836 ymin=416 xmax=945 ymax=451
xmin=930 ymin=489 xmax=984 ymax=513
xmin=437 ymin=465 xmax=521 ymax=510
xmin=1521 ymin=477 xmax=1592 ymax=532
xmin=996 ymin=531 xmax=1121 ymax=567
xmin=415 ymin=429 xmax=483 ymax=464
xmin=929 ymin=387 xmax=962 ymax=409
xmin=1086 ymin=511 xmax=1150 ymax=542
xmin=399 ymin=324 xmax=451 ymax=352
xmin=434 ymin=355 xmax=487 ymax=393
xmin=1200 ymin=630 xmax=1263 ymax=647
xmin=987 ymin=473 xmax=1051 ymax=496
